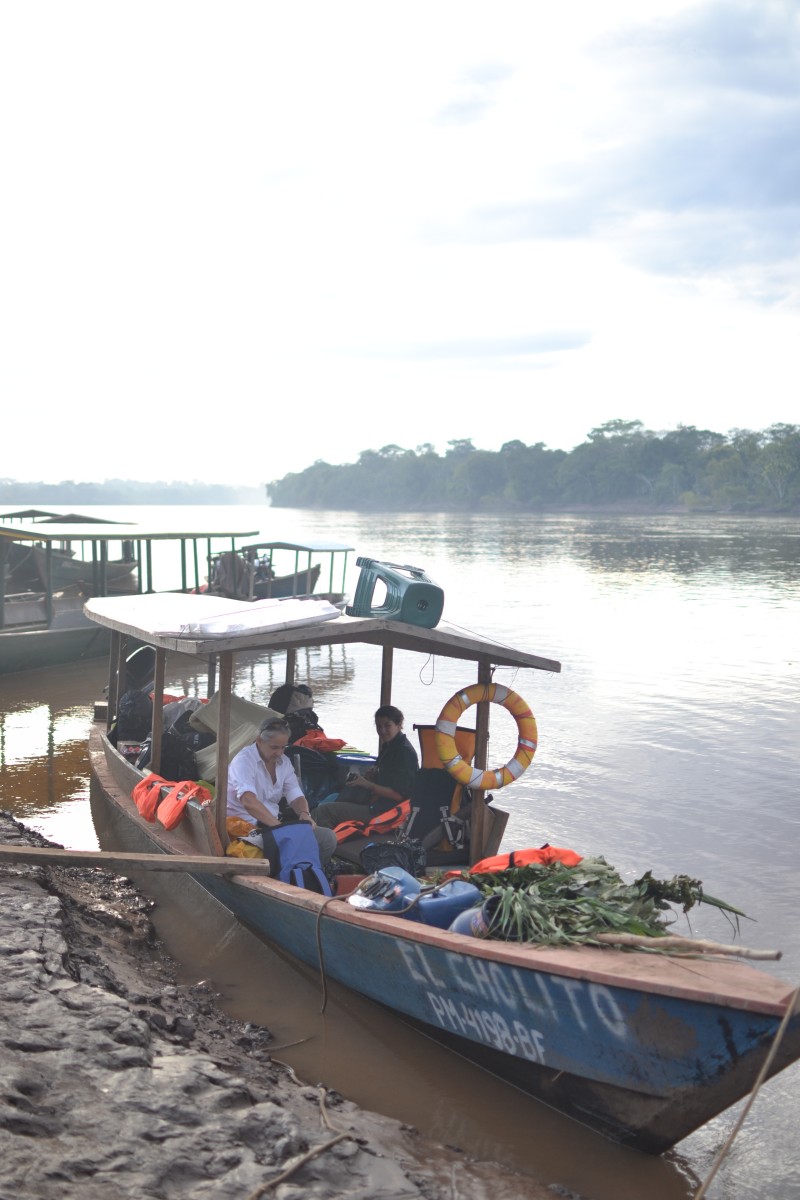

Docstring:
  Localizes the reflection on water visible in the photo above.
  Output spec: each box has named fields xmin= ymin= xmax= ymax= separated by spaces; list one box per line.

xmin=0 ymin=658 xmax=108 ymax=846
xmin=2 ymin=510 xmax=799 ymax=1200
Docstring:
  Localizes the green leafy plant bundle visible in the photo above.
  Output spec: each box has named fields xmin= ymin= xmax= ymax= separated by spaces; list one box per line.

xmin=465 ymin=857 xmax=748 ymax=946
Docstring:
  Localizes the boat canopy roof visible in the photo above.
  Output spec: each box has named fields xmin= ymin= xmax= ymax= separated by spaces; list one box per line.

xmin=239 ymin=539 xmax=354 ymax=554
xmin=84 ymin=592 xmax=561 ymax=673
xmin=0 ymin=509 xmax=125 ymax=524
xmin=0 ymin=521 xmax=259 ymax=544
xmin=0 ymin=508 xmax=66 ymax=522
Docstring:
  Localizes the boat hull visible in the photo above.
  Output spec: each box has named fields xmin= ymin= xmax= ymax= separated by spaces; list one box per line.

xmin=9 ymin=543 xmax=136 ymax=593
xmin=89 ymin=726 xmax=800 ymax=1154
xmin=0 ymin=618 xmax=111 ymax=673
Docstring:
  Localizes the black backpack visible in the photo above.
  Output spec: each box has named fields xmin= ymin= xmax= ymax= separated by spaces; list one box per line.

xmin=136 ymin=730 xmax=199 ymax=781
xmin=116 ymin=689 xmax=153 ymax=742
xmin=284 ymin=745 xmax=347 ymax=805
xmin=360 ymin=837 xmax=427 ymax=877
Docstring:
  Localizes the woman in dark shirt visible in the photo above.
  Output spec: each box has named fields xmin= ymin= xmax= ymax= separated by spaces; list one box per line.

xmin=314 ymin=705 xmax=419 ymax=828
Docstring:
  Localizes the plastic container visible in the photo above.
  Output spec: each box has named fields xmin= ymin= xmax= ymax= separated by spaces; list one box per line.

xmin=347 ymin=866 xmax=421 ymax=914
xmin=448 ymin=897 xmax=500 ymax=938
xmin=416 ymin=880 xmax=482 ymax=929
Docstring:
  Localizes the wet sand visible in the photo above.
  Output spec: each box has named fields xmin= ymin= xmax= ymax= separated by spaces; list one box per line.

xmin=0 ymin=813 xmax=562 ymax=1200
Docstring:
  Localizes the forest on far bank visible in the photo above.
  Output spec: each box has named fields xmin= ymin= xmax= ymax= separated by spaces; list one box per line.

xmin=0 ymin=480 xmax=263 ymax=506
xmin=267 ymin=420 xmax=800 ymax=514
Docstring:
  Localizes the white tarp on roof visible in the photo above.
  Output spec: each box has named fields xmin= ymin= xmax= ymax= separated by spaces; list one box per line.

xmin=85 ymin=592 xmax=340 ymax=638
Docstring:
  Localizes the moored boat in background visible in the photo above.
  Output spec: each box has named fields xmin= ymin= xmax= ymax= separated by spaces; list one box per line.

xmin=0 ymin=517 xmax=259 ymax=674
xmin=207 ymin=539 xmax=354 ymax=607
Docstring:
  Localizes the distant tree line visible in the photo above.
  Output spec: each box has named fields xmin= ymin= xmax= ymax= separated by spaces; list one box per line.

xmin=0 ymin=479 xmax=263 ymax=505
xmin=266 ymin=421 xmax=800 ymax=513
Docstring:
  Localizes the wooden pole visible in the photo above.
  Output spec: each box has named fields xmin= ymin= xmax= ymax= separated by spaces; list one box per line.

xmin=150 ymin=648 xmax=166 ymax=774
xmin=470 ymin=658 xmax=492 ymax=864
xmin=108 ymin=631 xmax=122 ymax=731
xmin=0 ymin=844 xmax=271 ymax=876
xmin=595 ymin=932 xmax=782 ymax=960
xmin=45 ymin=543 xmax=54 ymax=624
xmin=214 ymin=650 xmax=233 ymax=846
xmin=380 ymin=645 xmax=393 ymax=706
xmin=0 ymin=536 xmax=7 ymax=629
xmin=284 ymin=647 xmax=296 ymax=685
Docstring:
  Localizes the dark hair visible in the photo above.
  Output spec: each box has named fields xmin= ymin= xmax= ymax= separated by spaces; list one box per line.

xmin=258 ymin=718 xmax=290 ymax=738
xmin=375 ymin=705 xmax=404 ymax=725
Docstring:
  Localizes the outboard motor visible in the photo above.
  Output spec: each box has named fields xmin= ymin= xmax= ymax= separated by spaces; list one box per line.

xmin=347 ymin=866 xmax=422 ymax=917
xmin=347 ymin=867 xmax=482 ymax=929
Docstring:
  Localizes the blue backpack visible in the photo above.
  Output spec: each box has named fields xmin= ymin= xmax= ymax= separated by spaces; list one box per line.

xmin=261 ymin=823 xmax=332 ymax=896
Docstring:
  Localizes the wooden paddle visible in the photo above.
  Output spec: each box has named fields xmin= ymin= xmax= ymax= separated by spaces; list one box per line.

xmin=0 ymin=844 xmax=270 ymax=876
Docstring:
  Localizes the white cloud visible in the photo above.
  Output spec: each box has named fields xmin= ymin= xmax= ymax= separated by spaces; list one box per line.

xmin=0 ymin=0 xmax=797 ymax=486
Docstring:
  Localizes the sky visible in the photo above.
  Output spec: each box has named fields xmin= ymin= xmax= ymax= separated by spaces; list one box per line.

xmin=1 ymin=0 xmax=798 ymax=488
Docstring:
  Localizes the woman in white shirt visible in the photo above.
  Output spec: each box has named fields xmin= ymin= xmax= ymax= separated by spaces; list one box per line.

xmin=227 ymin=717 xmax=337 ymax=863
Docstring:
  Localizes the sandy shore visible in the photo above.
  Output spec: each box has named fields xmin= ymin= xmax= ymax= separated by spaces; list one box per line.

xmin=0 ymin=813 xmax=566 ymax=1200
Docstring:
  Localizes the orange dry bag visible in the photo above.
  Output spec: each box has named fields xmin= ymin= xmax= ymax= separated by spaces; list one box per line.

xmin=132 ymin=773 xmax=170 ymax=823
xmin=156 ymin=781 xmax=212 ymax=831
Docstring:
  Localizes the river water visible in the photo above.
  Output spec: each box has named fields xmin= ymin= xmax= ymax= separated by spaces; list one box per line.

xmin=1 ymin=506 xmax=799 ymax=1199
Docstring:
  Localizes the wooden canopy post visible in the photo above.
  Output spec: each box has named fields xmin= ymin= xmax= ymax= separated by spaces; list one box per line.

xmin=106 ymin=628 xmax=122 ymax=729
xmin=207 ymin=654 xmax=217 ymax=699
xmin=214 ymin=651 xmax=234 ymax=847
xmin=108 ymin=632 xmax=123 ymax=731
xmin=284 ymin=648 xmax=296 ymax=685
xmin=44 ymin=543 xmax=54 ymax=625
xmin=100 ymin=539 xmax=109 ymax=596
xmin=150 ymin=649 xmax=166 ymax=774
xmin=0 ymin=536 xmax=7 ymax=629
xmin=470 ymin=658 xmax=492 ymax=864
xmin=380 ymin=645 xmax=393 ymax=706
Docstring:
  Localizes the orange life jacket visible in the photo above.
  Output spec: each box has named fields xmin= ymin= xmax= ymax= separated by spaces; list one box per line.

xmin=293 ymin=730 xmax=348 ymax=753
xmin=333 ymin=799 xmax=412 ymax=844
xmin=468 ymin=845 xmax=583 ymax=874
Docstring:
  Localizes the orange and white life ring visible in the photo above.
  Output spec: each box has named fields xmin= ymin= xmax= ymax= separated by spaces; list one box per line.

xmin=435 ymin=683 xmax=538 ymax=790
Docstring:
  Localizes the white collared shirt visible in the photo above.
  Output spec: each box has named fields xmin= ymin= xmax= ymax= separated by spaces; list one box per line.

xmin=226 ymin=742 xmax=304 ymax=822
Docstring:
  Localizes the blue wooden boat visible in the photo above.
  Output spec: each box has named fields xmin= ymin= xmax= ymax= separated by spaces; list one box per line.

xmin=83 ymin=588 xmax=800 ymax=1154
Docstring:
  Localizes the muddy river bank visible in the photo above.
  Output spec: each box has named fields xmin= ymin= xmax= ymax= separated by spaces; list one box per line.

xmin=0 ymin=813 xmax=560 ymax=1200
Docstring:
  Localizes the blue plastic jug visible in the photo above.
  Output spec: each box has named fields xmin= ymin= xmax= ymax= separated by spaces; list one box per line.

xmin=416 ymin=880 xmax=482 ymax=929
